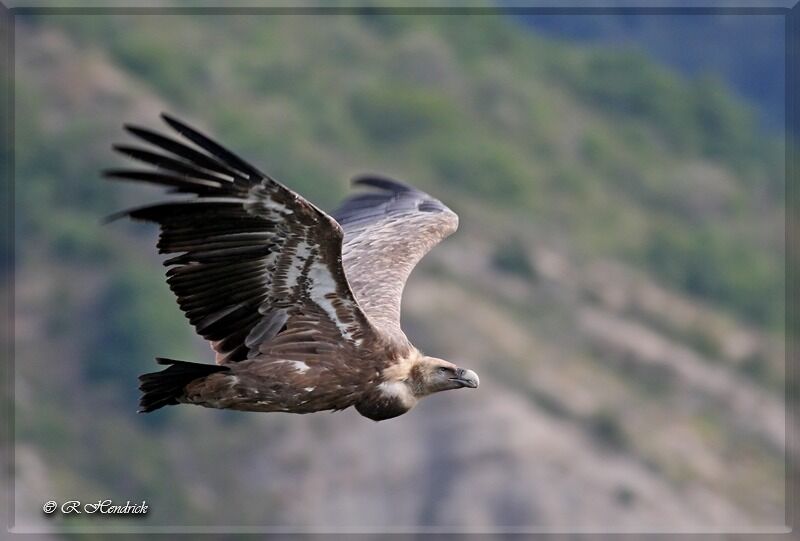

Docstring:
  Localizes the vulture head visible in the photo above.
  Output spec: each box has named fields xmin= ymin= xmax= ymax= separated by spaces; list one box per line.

xmin=409 ymin=356 xmax=480 ymax=396
xmin=358 ymin=353 xmax=479 ymax=421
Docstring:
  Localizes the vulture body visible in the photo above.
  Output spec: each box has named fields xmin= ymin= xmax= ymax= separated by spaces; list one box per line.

xmin=106 ymin=114 xmax=478 ymax=421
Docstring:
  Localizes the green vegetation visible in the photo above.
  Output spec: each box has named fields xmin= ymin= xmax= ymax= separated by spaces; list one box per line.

xmin=12 ymin=9 xmax=785 ymax=528
xmin=350 ymin=84 xmax=458 ymax=144
xmin=18 ymin=12 xmax=782 ymax=330
xmin=643 ymin=226 xmax=783 ymax=328
xmin=491 ymin=237 xmax=538 ymax=281
xmin=83 ymin=262 xmax=191 ymax=398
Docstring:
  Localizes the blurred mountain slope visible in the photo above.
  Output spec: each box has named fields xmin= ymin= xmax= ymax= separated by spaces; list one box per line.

xmin=12 ymin=11 xmax=785 ymax=531
xmin=515 ymin=11 xmax=785 ymax=130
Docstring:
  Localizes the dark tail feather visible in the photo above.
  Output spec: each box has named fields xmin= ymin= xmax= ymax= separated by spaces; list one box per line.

xmin=138 ymin=357 xmax=230 ymax=413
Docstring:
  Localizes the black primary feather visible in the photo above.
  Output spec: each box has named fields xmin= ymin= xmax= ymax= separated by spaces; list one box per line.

xmin=160 ymin=113 xmax=265 ymax=179
xmin=352 ymin=173 xmax=414 ymax=193
xmin=123 ymin=124 xmax=238 ymax=178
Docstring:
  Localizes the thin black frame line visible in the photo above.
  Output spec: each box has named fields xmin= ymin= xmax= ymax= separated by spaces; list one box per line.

xmin=4 ymin=1 xmax=795 ymax=536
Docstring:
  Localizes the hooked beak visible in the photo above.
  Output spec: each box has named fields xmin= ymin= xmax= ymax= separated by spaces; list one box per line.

xmin=451 ymin=368 xmax=480 ymax=389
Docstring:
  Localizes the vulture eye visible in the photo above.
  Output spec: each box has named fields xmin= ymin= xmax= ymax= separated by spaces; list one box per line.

xmin=438 ymin=367 xmax=449 ymax=374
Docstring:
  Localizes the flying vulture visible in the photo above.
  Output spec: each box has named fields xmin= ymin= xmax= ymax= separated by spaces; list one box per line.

xmin=105 ymin=113 xmax=479 ymax=421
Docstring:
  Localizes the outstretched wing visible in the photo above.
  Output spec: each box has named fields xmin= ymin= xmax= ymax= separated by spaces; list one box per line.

xmin=332 ymin=175 xmax=458 ymax=341
xmin=106 ymin=113 xmax=375 ymax=364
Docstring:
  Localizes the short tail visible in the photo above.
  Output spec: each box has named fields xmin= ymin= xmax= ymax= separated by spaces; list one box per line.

xmin=138 ymin=357 xmax=230 ymax=413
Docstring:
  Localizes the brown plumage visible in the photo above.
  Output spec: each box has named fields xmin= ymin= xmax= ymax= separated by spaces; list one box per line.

xmin=106 ymin=113 xmax=479 ymax=421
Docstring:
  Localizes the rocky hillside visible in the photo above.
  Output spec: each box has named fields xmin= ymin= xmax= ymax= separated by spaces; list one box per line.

xmin=11 ymin=9 xmax=785 ymax=533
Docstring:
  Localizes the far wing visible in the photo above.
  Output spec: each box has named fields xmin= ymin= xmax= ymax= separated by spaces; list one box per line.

xmin=106 ymin=114 xmax=375 ymax=364
xmin=332 ymin=175 xmax=458 ymax=341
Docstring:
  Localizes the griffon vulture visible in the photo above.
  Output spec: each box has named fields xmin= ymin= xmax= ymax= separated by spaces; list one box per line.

xmin=105 ymin=114 xmax=479 ymax=421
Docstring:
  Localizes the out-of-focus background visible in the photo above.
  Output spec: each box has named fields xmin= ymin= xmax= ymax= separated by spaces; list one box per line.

xmin=11 ymin=5 xmax=786 ymax=533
